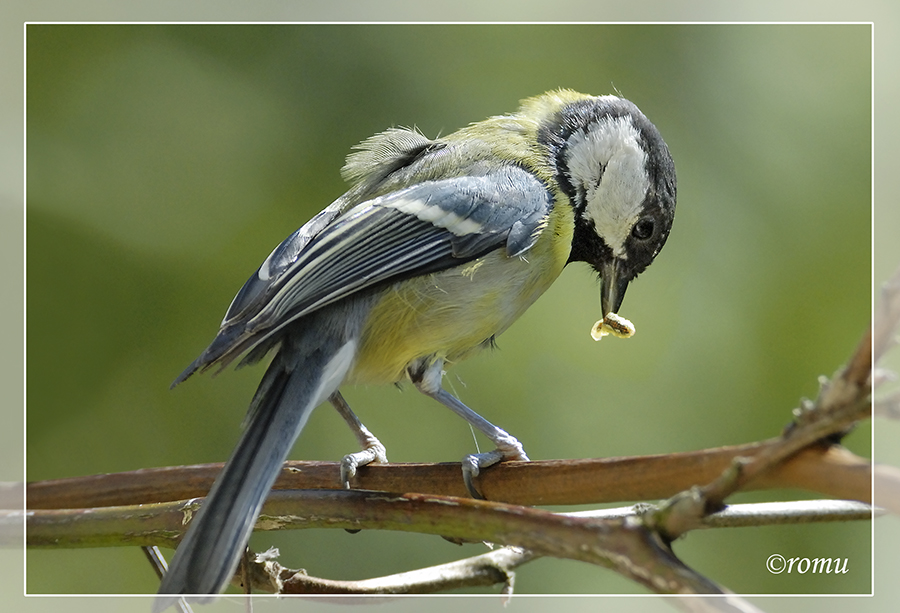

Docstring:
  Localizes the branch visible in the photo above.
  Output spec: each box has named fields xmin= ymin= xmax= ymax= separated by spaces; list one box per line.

xmin=244 ymin=544 xmax=530 ymax=596
xmin=22 ymin=495 xmax=874 ymax=551
xmin=27 ymin=489 xmax=726 ymax=595
xmin=645 ymin=265 xmax=893 ymax=540
xmin=25 ymin=442 xmax=870 ymax=512
xmin=230 ymin=500 xmax=873 ymax=598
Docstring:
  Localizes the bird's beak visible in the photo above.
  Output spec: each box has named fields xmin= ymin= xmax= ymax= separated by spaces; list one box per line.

xmin=600 ymin=259 xmax=629 ymax=317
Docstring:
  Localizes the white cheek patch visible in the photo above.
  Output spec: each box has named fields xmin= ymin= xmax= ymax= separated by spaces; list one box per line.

xmin=565 ymin=115 xmax=650 ymax=258
xmin=384 ymin=197 xmax=484 ymax=237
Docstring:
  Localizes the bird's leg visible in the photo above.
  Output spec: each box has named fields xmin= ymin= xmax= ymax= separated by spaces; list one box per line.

xmin=329 ymin=391 xmax=388 ymax=488
xmin=408 ymin=359 xmax=529 ymax=499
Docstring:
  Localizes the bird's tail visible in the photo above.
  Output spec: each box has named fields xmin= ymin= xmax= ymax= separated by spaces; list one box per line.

xmin=153 ymin=336 xmax=357 ymax=610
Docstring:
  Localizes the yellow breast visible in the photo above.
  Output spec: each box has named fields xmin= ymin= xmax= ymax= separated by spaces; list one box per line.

xmin=347 ymin=204 xmax=574 ymax=385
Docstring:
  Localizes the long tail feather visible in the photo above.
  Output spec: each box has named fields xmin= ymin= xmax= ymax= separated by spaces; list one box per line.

xmin=153 ymin=337 xmax=356 ymax=610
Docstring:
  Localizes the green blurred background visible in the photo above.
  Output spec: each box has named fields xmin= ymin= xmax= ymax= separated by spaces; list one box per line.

xmin=22 ymin=20 xmax=881 ymax=605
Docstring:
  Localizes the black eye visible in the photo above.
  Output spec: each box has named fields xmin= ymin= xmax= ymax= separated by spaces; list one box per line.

xmin=632 ymin=218 xmax=655 ymax=240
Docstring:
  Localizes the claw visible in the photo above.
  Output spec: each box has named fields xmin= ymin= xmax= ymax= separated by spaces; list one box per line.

xmin=340 ymin=454 xmax=359 ymax=489
xmin=329 ymin=391 xmax=388 ymax=489
xmin=340 ymin=443 xmax=388 ymax=489
xmin=461 ymin=454 xmax=486 ymax=499
xmin=460 ymin=445 xmax=529 ymax=499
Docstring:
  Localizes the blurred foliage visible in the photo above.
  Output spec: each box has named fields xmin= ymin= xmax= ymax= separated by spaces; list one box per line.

xmin=26 ymin=24 xmax=871 ymax=595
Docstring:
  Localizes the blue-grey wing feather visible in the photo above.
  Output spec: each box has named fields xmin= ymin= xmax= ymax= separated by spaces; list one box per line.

xmin=222 ymin=201 xmax=346 ymax=324
xmin=174 ymin=165 xmax=551 ymax=385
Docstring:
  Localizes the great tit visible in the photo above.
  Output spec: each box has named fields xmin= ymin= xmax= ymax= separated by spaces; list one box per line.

xmin=155 ymin=89 xmax=676 ymax=604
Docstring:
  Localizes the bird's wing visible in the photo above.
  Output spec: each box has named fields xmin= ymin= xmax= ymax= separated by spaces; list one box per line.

xmin=175 ymin=165 xmax=553 ymax=383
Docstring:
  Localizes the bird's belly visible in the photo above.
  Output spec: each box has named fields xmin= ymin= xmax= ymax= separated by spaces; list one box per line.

xmin=346 ymin=247 xmax=566 ymax=385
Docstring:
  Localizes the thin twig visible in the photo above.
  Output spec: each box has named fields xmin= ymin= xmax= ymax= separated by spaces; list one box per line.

xmin=569 ymin=499 xmax=877 ymax=528
xmin=248 ymin=545 xmax=528 ymax=595
xmin=141 ymin=546 xmax=194 ymax=613
xmin=142 ymin=545 xmax=168 ymax=580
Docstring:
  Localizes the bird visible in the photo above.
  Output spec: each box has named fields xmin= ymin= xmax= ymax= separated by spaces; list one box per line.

xmin=154 ymin=89 xmax=677 ymax=606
